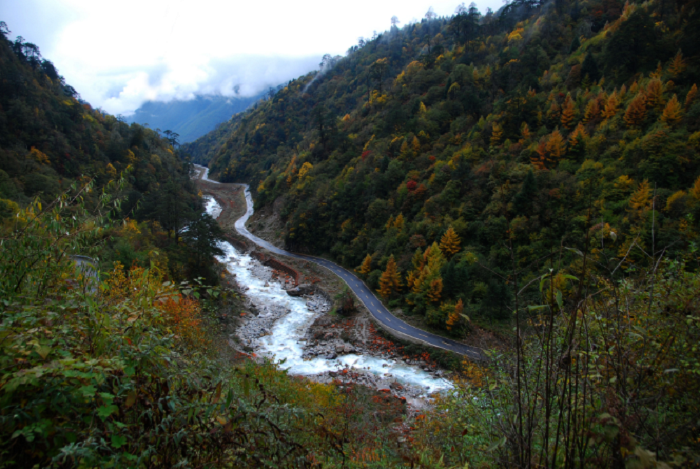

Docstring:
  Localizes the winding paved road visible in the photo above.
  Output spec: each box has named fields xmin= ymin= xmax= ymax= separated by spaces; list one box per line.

xmin=196 ymin=165 xmax=484 ymax=360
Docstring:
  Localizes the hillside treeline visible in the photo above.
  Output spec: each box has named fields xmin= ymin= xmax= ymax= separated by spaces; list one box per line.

xmin=186 ymin=0 xmax=700 ymax=465
xmin=0 ymin=22 xmax=224 ymax=283
xmin=188 ymin=0 xmax=700 ymax=332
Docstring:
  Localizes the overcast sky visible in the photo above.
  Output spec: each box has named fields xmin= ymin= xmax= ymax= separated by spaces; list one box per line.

xmin=1 ymin=0 xmax=502 ymax=116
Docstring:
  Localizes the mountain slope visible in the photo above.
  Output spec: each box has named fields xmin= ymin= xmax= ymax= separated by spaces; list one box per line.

xmin=128 ymin=93 xmax=265 ymax=143
xmin=187 ymin=0 xmax=700 ymax=330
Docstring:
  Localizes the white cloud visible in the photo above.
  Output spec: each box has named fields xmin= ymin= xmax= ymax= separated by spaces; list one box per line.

xmin=1 ymin=0 xmax=504 ymax=115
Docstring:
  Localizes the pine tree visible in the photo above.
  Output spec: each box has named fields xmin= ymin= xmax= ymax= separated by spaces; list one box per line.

xmin=358 ymin=254 xmax=372 ymax=276
xmin=385 ymin=215 xmax=394 ymax=230
xmin=569 ymin=36 xmax=581 ymax=54
xmin=582 ymin=98 xmax=600 ymax=124
xmin=427 ymin=278 xmax=443 ymax=303
xmin=581 ymin=53 xmax=600 ymax=83
xmin=411 ymin=136 xmax=421 ymax=153
xmin=377 ymin=255 xmax=402 ymax=298
xmin=446 ymin=298 xmax=465 ymax=331
xmin=601 ymin=91 xmax=620 ymax=119
xmin=646 ymin=79 xmax=664 ymax=110
xmin=568 ymin=122 xmax=588 ymax=159
xmin=531 ymin=140 xmax=548 ymax=171
xmin=629 ymin=179 xmax=651 ymax=213
xmin=560 ymin=95 xmax=576 ymax=129
xmin=545 ymin=129 xmax=566 ymax=167
xmin=439 ymin=226 xmax=461 ymax=258
xmin=685 ymin=84 xmax=697 ymax=109
xmin=668 ymin=50 xmax=686 ymax=77
xmin=520 ymin=122 xmax=531 ymax=141
xmin=490 ymin=122 xmax=503 ymax=146
xmin=624 ymin=92 xmax=647 ymax=128
xmin=661 ymin=94 xmax=682 ymax=125
xmin=692 ymin=175 xmax=700 ymax=201
xmin=393 ymin=213 xmax=405 ymax=232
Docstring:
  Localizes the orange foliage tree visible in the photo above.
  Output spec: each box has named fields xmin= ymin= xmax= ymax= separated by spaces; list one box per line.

xmin=377 ymin=255 xmax=402 ymax=298
xmin=358 ymin=254 xmax=372 ymax=276
xmin=439 ymin=226 xmax=461 ymax=258
xmin=624 ymin=92 xmax=648 ymax=127
xmin=560 ymin=95 xmax=576 ymax=129
xmin=661 ymin=94 xmax=683 ymax=125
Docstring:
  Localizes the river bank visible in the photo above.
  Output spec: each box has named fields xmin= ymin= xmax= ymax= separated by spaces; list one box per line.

xmin=194 ymin=166 xmax=457 ymax=404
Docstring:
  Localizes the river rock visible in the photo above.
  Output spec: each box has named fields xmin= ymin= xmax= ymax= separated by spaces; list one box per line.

xmin=286 ymin=284 xmax=314 ymax=297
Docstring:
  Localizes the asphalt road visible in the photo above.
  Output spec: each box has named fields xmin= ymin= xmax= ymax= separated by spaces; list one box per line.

xmin=196 ymin=165 xmax=484 ymax=360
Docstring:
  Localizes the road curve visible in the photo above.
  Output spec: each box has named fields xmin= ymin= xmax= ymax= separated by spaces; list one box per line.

xmin=196 ymin=166 xmax=484 ymax=360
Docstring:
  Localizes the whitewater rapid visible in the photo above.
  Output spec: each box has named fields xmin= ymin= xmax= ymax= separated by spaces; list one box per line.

xmin=202 ymin=182 xmax=453 ymax=395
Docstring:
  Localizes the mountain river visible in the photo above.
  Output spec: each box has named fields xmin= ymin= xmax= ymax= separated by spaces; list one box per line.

xmin=200 ymin=167 xmax=453 ymax=396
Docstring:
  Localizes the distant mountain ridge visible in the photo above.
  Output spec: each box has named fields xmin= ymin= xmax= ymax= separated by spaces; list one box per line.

xmin=128 ymin=93 xmax=265 ymax=143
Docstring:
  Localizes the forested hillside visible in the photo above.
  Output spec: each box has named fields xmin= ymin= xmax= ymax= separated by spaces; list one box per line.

xmin=185 ymin=3 xmax=700 ymax=464
xmin=0 ymin=22 xmax=225 ymax=282
xmin=190 ymin=0 xmax=700 ymax=332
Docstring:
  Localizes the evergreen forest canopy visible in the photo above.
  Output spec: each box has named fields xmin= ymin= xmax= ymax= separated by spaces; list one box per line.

xmin=188 ymin=0 xmax=700 ymax=332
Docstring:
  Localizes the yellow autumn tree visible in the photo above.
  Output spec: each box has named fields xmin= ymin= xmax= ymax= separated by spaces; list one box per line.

xmin=377 ymin=255 xmax=402 ymax=298
xmin=624 ymin=92 xmax=648 ymax=127
xmin=106 ymin=163 xmax=117 ymax=178
xmin=601 ymin=91 xmax=620 ymax=119
xmin=685 ymin=84 xmax=698 ymax=109
xmin=490 ymin=122 xmax=503 ymax=146
xmin=393 ymin=213 xmax=405 ymax=232
xmin=520 ymin=122 xmax=531 ymax=142
xmin=426 ymin=278 xmax=443 ymax=303
xmin=668 ymin=50 xmax=686 ymax=77
xmin=411 ymin=136 xmax=421 ymax=153
xmin=560 ymin=95 xmax=576 ymax=129
xmin=569 ymin=122 xmax=588 ymax=147
xmin=298 ymin=161 xmax=313 ymax=180
xmin=582 ymin=97 xmax=601 ymax=124
xmin=660 ymin=94 xmax=683 ymax=125
xmin=439 ymin=226 xmax=461 ymax=258
xmin=628 ymin=179 xmax=652 ymax=213
xmin=446 ymin=299 xmax=465 ymax=331
xmin=358 ymin=254 xmax=372 ymax=276
xmin=692 ymin=175 xmax=700 ymax=201
xmin=646 ymin=79 xmax=664 ymax=110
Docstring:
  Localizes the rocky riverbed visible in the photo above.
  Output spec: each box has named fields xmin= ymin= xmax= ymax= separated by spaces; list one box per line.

xmin=201 ymin=184 xmax=455 ymax=404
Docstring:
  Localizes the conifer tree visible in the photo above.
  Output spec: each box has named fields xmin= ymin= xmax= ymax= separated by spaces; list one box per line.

xmin=692 ymin=175 xmax=700 ymax=201
xmin=581 ymin=53 xmax=600 ymax=83
xmin=685 ymin=84 xmax=697 ymax=109
xmin=427 ymin=278 xmax=443 ymax=303
xmin=601 ymin=91 xmax=620 ymax=119
xmin=411 ymin=136 xmax=421 ymax=153
xmin=582 ymin=98 xmax=600 ymax=124
xmin=393 ymin=213 xmax=405 ymax=232
xmin=446 ymin=298 xmax=465 ymax=331
xmin=568 ymin=122 xmax=588 ymax=158
xmin=668 ymin=50 xmax=686 ymax=77
xmin=490 ymin=122 xmax=503 ymax=146
xmin=560 ymin=95 xmax=576 ymax=129
xmin=629 ymin=179 xmax=652 ymax=213
xmin=545 ymin=129 xmax=566 ymax=167
xmin=385 ymin=215 xmax=394 ymax=230
xmin=377 ymin=255 xmax=402 ymax=298
xmin=646 ymin=79 xmax=664 ymax=110
xmin=358 ymin=254 xmax=372 ymax=276
xmin=624 ymin=92 xmax=647 ymax=128
xmin=439 ymin=226 xmax=461 ymax=258
xmin=519 ymin=122 xmax=531 ymax=142
xmin=661 ymin=94 xmax=682 ymax=125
